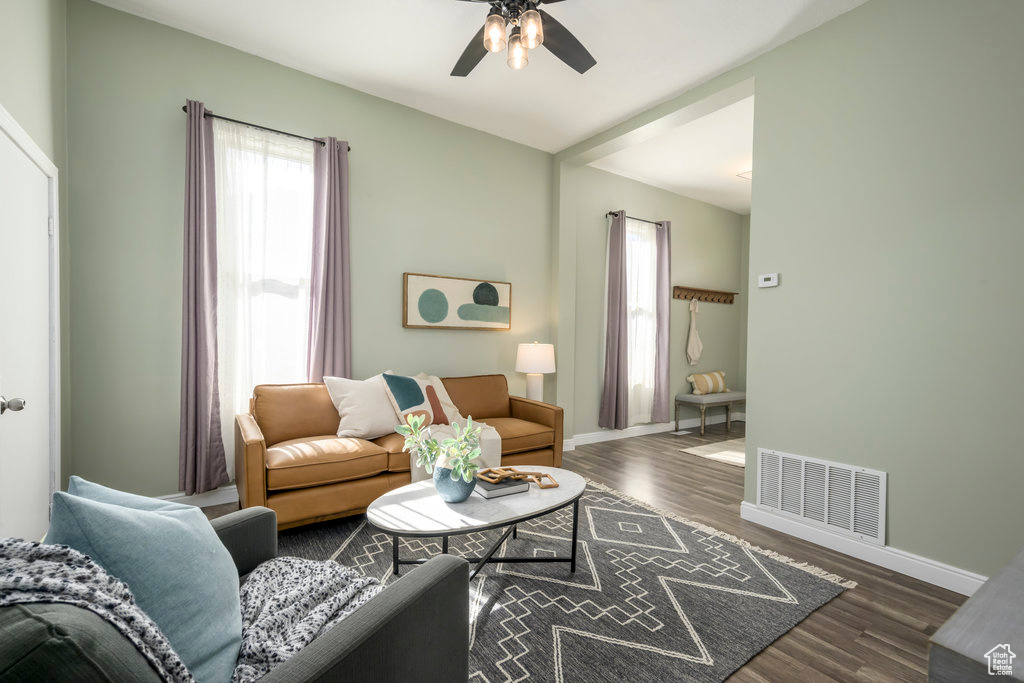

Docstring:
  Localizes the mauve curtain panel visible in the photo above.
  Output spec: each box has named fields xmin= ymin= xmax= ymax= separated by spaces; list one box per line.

xmin=651 ymin=221 xmax=672 ymax=422
xmin=307 ymin=137 xmax=352 ymax=381
xmin=180 ymin=100 xmax=229 ymax=495
xmin=599 ymin=210 xmax=629 ymax=430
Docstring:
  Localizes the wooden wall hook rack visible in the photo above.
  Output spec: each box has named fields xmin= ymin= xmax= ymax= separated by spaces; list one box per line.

xmin=673 ymin=286 xmax=738 ymax=305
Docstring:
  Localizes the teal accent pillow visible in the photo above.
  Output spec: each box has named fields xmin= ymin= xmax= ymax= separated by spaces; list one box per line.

xmin=47 ymin=486 xmax=241 ymax=683
xmin=382 ymin=372 xmax=425 ymax=411
xmin=67 ymin=475 xmax=190 ymax=511
xmin=382 ymin=372 xmax=437 ymax=428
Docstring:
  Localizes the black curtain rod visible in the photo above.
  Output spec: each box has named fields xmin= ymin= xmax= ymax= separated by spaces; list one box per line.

xmin=605 ymin=211 xmax=660 ymax=225
xmin=180 ymin=105 xmax=351 ymax=150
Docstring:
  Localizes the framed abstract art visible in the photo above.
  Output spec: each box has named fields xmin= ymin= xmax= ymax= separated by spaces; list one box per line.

xmin=403 ymin=273 xmax=511 ymax=330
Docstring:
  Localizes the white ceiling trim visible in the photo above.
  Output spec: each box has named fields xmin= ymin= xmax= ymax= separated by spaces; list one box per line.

xmin=589 ymin=95 xmax=755 ymax=214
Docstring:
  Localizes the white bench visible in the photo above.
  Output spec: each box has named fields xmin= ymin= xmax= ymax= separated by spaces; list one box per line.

xmin=674 ymin=391 xmax=746 ymax=435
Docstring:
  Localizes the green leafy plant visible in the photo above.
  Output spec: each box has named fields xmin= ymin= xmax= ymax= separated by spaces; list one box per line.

xmin=396 ymin=414 xmax=483 ymax=483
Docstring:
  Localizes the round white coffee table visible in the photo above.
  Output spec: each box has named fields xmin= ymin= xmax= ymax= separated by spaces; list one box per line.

xmin=366 ymin=466 xmax=586 ymax=579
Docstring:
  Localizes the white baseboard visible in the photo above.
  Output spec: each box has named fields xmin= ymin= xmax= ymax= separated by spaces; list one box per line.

xmin=740 ymin=501 xmax=987 ymax=596
xmin=565 ymin=412 xmax=747 ymax=452
xmin=571 ymin=422 xmax=675 ymax=449
xmin=160 ymin=484 xmax=239 ymax=508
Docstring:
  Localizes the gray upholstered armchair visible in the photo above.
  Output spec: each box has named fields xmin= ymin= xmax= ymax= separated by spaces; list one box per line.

xmin=0 ymin=507 xmax=470 ymax=682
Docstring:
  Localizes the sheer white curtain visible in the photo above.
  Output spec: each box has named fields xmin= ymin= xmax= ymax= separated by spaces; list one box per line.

xmin=213 ymin=121 xmax=315 ymax=478
xmin=625 ymin=217 xmax=658 ymax=425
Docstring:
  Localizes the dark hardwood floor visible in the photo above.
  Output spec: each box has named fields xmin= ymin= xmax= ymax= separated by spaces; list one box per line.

xmin=563 ymin=423 xmax=964 ymax=682
xmin=202 ymin=500 xmax=240 ymax=520
xmin=205 ymin=423 xmax=964 ymax=681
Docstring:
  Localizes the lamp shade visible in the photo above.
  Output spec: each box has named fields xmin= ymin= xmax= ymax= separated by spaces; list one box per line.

xmin=483 ymin=10 xmax=507 ymax=53
xmin=515 ymin=342 xmax=555 ymax=374
xmin=520 ymin=8 xmax=544 ymax=49
xmin=507 ymin=27 xmax=528 ymax=70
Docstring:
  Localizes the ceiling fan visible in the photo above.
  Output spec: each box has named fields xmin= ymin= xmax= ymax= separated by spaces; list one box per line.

xmin=451 ymin=0 xmax=596 ymax=76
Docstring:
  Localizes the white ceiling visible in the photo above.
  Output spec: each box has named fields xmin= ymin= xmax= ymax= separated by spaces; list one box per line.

xmin=93 ymin=0 xmax=865 ymax=153
xmin=589 ymin=96 xmax=755 ymax=214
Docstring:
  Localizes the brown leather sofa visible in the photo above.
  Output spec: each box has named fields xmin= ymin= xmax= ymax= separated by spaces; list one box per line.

xmin=234 ymin=374 xmax=564 ymax=529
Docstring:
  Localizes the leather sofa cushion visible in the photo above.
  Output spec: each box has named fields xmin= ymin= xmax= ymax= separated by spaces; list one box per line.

xmin=372 ymin=433 xmax=411 ymax=473
xmin=502 ymin=448 xmax=555 ymax=468
xmin=369 ymin=416 xmax=556 ymax=470
xmin=266 ymin=436 xmax=387 ymax=491
xmin=441 ymin=375 xmax=510 ymax=419
xmin=253 ymin=384 xmax=340 ymax=447
xmin=267 ymin=472 xmax=410 ymax=528
xmin=484 ymin=417 xmax=555 ymax=454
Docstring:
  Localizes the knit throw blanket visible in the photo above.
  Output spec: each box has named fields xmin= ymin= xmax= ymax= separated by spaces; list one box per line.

xmin=0 ymin=539 xmax=192 ymax=682
xmin=0 ymin=539 xmax=383 ymax=683
xmin=233 ymin=556 xmax=382 ymax=682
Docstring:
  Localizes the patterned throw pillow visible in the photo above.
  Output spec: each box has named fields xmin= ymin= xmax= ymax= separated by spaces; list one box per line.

xmin=382 ymin=372 xmax=448 ymax=427
xmin=415 ymin=373 xmax=462 ymax=424
xmin=687 ymin=370 xmax=729 ymax=395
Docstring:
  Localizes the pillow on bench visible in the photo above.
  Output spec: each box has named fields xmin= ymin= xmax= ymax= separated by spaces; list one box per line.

xmin=686 ymin=370 xmax=729 ymax=395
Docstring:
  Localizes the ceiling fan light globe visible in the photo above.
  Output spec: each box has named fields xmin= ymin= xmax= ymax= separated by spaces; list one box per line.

xmin=507 ymin=31 xmax=529 ymax=70
xmin=483 ymin=12 xmax=507 ymax=52
xmin=520 ymin=8 xmax=544 ymax=49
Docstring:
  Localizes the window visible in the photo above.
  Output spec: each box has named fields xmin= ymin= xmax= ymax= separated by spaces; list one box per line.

xmin=213 ymin=121 xmax=315 ymax=477
xmin=624 ymin=217 xmax=658 ymax=425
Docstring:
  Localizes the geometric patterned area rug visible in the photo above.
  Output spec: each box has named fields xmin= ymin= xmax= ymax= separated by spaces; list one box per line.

xmin=681 ymin=438 xmax=747 ymax=467
xmin=278 ymin=481 xmax=854 ymax=682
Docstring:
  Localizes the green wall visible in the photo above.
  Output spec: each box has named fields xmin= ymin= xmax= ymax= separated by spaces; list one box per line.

xmin=744 ymin=0 xmax=1024 ymax=576
xmin=736 ymin=215 xmax=749 ymax=391
xmin=569 ymin=166 xmax=746 ymax=435
xmin=0 ymin=0 xmax=70 ymax=482
xmin=559 ymin=0 xmax=1024 ymax=576
xmin=0 ymin=0 xmax=66 ymax=161
xmin=65 ymin=0 xmax=553 ymax=496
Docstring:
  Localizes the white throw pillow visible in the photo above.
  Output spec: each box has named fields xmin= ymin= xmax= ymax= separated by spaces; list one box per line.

xmin=324 ymin=374 xmax=400 ymax=439
xmin=415 ymin=373 xmax=464 ymax=424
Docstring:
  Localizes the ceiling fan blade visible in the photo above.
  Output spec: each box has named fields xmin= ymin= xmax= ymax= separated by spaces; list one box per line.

xmin=538 ymin=9 xmax=596 ymax=74
xmin=451 ymin=24 xmax=488 ymax=77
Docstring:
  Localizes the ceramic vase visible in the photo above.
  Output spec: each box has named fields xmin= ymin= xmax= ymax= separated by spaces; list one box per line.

xmin=433 ymin=463 xmax=476 ymax=503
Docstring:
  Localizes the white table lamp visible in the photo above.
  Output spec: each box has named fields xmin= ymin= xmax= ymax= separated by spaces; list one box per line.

xmin=515 ymin=342 xmax=555 ymax=401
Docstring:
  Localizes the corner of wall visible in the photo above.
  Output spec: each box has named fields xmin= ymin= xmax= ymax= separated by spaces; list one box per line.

xmin=737 ymin=214 xmax=750 ymax=391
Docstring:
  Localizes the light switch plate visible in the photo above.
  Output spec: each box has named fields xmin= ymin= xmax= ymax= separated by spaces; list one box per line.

xmin=758 ymin=273 xmax=779 ymax=288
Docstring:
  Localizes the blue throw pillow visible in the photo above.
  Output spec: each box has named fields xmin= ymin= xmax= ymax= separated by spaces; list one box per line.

xmin=67 ymin=475 xmax=190 ymax=511
xmin=48 ymin=484 xmax=242 ymax=683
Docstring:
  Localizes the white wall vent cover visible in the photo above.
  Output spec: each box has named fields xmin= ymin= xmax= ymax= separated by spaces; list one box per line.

xmin=757 ymin=448 xmax=886 ymax=545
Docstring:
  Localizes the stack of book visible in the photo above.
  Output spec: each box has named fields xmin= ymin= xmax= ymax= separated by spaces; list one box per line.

xmin=474 ymin=477 xmax=530 ymax=499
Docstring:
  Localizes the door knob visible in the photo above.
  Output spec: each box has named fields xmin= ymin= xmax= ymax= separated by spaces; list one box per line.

xmin=0 ymin=396 xmax=26 ymax=415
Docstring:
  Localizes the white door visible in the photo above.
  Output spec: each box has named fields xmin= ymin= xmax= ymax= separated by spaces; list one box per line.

xmin=0 ymin=108 xmax=59 ymax=541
